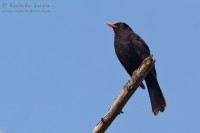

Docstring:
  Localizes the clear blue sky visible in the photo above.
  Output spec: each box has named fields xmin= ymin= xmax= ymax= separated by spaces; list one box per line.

xmin=0 ymin=0 xmax=200 ymax=133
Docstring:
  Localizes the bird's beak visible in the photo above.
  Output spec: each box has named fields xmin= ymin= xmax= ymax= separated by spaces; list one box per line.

xmin=106 ymin=22 xmax=117 ymax=28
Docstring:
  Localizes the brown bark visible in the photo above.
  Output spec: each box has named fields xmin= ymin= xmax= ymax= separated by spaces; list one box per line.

xmin=92 ymin=55 xmax=155 ymax=133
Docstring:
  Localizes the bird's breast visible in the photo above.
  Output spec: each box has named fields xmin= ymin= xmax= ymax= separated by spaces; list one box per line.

xmin=114 ymin=39 xmax=142 ymax=75
xmin=114 ymin=39 xmax=139 ymax=60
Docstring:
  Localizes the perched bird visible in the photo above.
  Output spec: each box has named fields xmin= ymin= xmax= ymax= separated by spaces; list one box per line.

xmin=106 ymin=22 xmax=166 ymax=115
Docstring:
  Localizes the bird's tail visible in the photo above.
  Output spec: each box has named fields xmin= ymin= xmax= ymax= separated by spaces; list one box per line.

xmin=145 ymin=72 xmax=167 ymax=115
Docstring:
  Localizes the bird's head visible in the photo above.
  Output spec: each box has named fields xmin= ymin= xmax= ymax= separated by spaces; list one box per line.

xmin=106 ymin=22 xmax=133 ymax=40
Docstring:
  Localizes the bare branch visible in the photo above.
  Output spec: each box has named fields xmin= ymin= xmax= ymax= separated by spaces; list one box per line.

xmin=92 ymin=55 xmax=155 ymax=133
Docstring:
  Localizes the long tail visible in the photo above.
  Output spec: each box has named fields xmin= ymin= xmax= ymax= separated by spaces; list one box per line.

xmin=145 ymin=72 xmax=167 ymax=115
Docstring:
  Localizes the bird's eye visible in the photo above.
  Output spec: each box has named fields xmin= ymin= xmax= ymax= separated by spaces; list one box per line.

xmin=120 ymin=24 xmax=124 ymax=28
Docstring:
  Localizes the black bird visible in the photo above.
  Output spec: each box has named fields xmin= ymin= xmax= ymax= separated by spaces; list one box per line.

xmin=106 ymin=22 xmax=166 ymax=115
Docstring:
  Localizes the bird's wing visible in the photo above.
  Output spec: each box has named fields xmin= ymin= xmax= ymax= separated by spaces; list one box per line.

xmin=131 ymin=33 xmax=157 ymax=77
xmin=131 ymin=33 xmax=150 ymax=59
xmin=131 ymin=32 xmax=150 ymax=53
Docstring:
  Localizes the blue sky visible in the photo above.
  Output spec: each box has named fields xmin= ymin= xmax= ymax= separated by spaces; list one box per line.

xmin=0 ymin=0 xmax=200 ymax=133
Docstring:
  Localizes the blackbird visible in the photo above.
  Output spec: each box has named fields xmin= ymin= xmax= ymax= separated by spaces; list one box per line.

xmin=106 ymin=22 xmax=166 ymax=115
